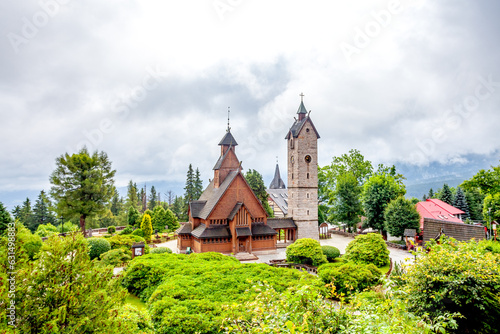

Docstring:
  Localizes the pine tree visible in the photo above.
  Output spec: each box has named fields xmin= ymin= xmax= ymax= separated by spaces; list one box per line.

xmin=152 ymin=205 xmax=167 ymax=232
xmin=32 ymin=190 xmax=56 ymax=232
xmin=439 ymin=183 xmax=454 ymax=205
xmin=127 ymin=206 xmax=141 ymax=227
xmin=0 ymin=201 xmax=13 ymax=234
xmin=453 ymin=187 xmax=470 ymax=221
xmin=465 ymin=188 xmax=485 ymax=221
xmin=20 ymin=197 xmax=34 ymax=228
xmin=184 ymin=164 xmax=195 ymax=202
xmin=165 ymin=208 xmax=180 ymax=231
xmin=125 ymin=180 xmax=139 ymax=210
xmin=110 ymin=191 xmax=122 ymax=216
xmin=11 ymin=205 xmax=21 ymax=221
xmin=194 ymin=168 xmax=203 ymax=200
xmin=428 ymin=188 xmax=434 ymax=199
xmin=148 ymin=185 xmax=158 ymax=210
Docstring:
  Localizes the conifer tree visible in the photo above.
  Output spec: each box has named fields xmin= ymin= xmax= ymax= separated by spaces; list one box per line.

xmin=32 ymin=190 xmax=56 ymax=232
xmin=453 ymin=187 xmax=470 ymax=220
xmin=152 ymin=205 xmax=167 ymax=231
xmin=110 ymin=190 xmax=123 ymax=217
xmin=20 ymin=197 xmax=34 ymax=228
xmin=165 ymin=208 xmax=180 ymax=231
xmin=11 ymin=205 xmax=21 ymax=221
xmin=194 ymin=168 xmax=204 ymax=200
xmin=127 ymin=206 xmax=141 ymax=227
xmin=126 ymin=180 xmax=139 ymax=210
xmin=140 ymin=213 xmax=153 ymax=242
xmin=184 ymin=164 xmax=195 ymax=202
xmin=0 ymin=201 xmax=13 ymax=234
xmin=148 ymin=185 xmax=158 ymax=210
xmin=439 ymin=183 xmax=454 ymax=205
xmin=171 ymin=196 xmax=185 ymax=221
xmin=428 ymin=188 xmax=434 ymax=199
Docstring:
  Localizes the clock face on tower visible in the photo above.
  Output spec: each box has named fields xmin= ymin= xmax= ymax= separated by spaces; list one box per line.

xmin=305 ymin=155 xmax=312 ymax=163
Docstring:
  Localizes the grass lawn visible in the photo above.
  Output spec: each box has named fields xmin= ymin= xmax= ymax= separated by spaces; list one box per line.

xmin=125 ymin=293 xmax=147 ymax=310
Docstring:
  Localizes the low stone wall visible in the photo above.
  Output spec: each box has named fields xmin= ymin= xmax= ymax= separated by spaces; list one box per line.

xmin=385 ymin=241 xmax=406 ymax=250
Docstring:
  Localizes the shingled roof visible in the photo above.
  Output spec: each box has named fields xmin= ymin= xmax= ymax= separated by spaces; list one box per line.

xmin=191 ymin=224 xmax=231 ymax=239
xmin=267 ymin=218 xmax=296 ymax=229
xmin=269 ymin=164 xmax=286 ymax=189
xmin=252 ymin=223 xmax=278 ymax=236
xmin=189 ymin=201 xmax=207 ymax=218
xmin=197 ymin=170 xmax=239 ymax=219
xmin=176 ymin=222 xmax=192 ymax=235
xmin=285 ymin=116 xmax=320 ymax=139
xmin=218 ymin=131 xmax=238 ymax=146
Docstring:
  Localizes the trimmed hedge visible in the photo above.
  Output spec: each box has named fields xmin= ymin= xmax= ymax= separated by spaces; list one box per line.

xmin=107 ymin=226 xmax=116 ymax=234
xmin=100 ymin=248 xmax=132 ymax=267
xmin=87 ymin=238 xmax=111 ymax=260
xmin=286 ymin=238 xmax=327 ymax=266
xmin=150 ymin=247 xmax=172 ymax=254
xmin=318 ymin=262 xmax=382 ymax=296
xmin=132 ymin=228 xmax=144 ymax=237
xmin=322 ymin=245 xmax=340 ymax=262
xmin=120 ymin=226 xmax=133 ymax=235
xmin=344 ymin=233 xmax=390 ymax=267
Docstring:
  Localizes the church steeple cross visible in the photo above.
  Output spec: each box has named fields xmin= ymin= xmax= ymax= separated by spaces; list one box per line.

xmin=300 ymin=92 xmax=304 ymax=102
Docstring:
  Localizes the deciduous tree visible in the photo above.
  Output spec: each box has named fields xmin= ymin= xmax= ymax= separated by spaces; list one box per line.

xmin=50 ymin=148 xmax=116 ymax=236
xmin=331 ymin=172 xmax=362 ymax=232
xmin=384 ymin=196 xmax=420 ymax=240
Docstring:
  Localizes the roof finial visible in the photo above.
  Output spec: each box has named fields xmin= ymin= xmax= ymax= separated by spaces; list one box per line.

xmin=300 ymin=92 xmax=304 ymax=102
xmin=227 ymin=106 xmax=231 ymax=132
xmin=276 ymin=156 xmax=278 ymax=164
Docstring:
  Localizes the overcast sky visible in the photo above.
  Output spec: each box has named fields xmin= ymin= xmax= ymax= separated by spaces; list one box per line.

xmin=1 ymin=0 xmax=499 ymax=208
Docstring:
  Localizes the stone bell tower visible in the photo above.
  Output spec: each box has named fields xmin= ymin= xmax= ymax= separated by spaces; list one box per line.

xmin=286 ymin=93 xmax=320 ymax=240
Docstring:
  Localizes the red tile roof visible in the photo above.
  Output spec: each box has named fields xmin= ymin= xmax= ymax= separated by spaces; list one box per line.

xmin=416 ymin=199 xmax=464 ymax=228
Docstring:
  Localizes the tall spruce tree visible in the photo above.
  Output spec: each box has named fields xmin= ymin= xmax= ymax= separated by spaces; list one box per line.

xmin=125 ymin=180 xmax=139 ymax=210
xmin=244 ymin=169 xmax=273 ymax=217
xmin=148 ymin=185 xmax=158 ymax=210
xmin=20 ymin=197 xmax=34 ymax=228
xmin=428 ymin=188 xmax=434 ymax=199
xmin=0 ymin=201 xmax=13 ymax=234
xmin=453 ymin=187 xmax=470 ymax=220
xmin=32 ymin=190 xmax=56 ymax=232
xmin=439 ymin=183 xmax=454 ymax=205
xmin=194 ymin=168 xmax=203 ymax=200
xmin=171 ymin=196 xmax=185 ymax=221
xmin=110 ymin=189 xmax=123 ymax=217
xmin=465 ymin=188 xmax=485 ymax=221
xmin=11 ymin=205 xmax=21 ymax=221
xmin=183 ymin=164 xmax=195 ymax=218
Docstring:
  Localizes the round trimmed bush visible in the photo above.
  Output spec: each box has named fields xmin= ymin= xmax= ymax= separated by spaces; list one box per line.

xmin=120 ymin=226 xmax=133 ymax=235
xmin=322 ymin=246 xmax=340 ymax=262
xmin=344 ymin=233 xmax=390 ymax=267
xmin=87 ymin=238 xmax=111 ymax=260
xmin=286 ymin=238 xmax=327 ymax=266
xmin=107 ymin=226 xmax=116 ymax=234
xmin=150 ymin=247 xmax=172 ymax=254
xmin=318 ymin=262 xmax=382 ymax=296
xmin=99 ymin=248 xmax=132 ymax=267
xmin=132 ymin=228 xmax=144 ymax=237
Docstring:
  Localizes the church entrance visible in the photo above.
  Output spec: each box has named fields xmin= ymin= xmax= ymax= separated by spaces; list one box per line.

xmin=239 ymin=238 xmax=246 ymax=252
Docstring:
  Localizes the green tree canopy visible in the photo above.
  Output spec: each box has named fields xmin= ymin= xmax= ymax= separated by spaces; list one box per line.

xmin=31 ymin=190 xmax=56 ymax=232
xmin=461 ymin=161 xmax=500 ymax=196
xmin=19 ymin=197 xmax=33 ymax=229
xmin=125 ymin=180 xmax=139 ymax=210
xmin=245 ymin=169 xmax=273 ymax=217
xmin=49 ymin=148 xmax=116 ymax=236
xmin=362 ymin=172 xmax=406 ymax=236
xmin=171 ymin=196 xmax=186 ymax=221
xmin=152 ymin=205 xmax=167 ymax=231
xmin=453 ymin=186 xmax=470 ymax=220
xmin=165 ymin=208 xmax=180 ymax=231
xmin=194 ymin=168 xmax=204 ymax=200
xmin=384 ymin=196 xmax=420 ymax=240
xmin=141 ymin=213 xmax=153 ymax=241
xmin=148 ymin=185 xmax=158 ymax=210
xmin=331 ymin=172 xmax=362 ymax=232
xmin=483 ymin=193 xmax=500 ymax=223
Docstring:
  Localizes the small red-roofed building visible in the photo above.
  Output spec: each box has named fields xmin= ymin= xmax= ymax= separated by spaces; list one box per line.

xmin=416 ymin=199 xmax=465 ymax=229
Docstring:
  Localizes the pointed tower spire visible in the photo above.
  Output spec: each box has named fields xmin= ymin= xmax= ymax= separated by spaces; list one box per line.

xmin=297 ymin=92 xmax=307 ymax=120
xmin=269 ymin=162 xmax=286 ymax=189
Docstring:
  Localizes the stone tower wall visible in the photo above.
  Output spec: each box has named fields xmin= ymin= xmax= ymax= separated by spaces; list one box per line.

xmin=287 ymin=118 xmax=319 ymax=240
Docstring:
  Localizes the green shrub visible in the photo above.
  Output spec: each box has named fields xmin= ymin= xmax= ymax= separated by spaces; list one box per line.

xmin=87 ymin=237 xmax=111 ymax=260
xmin=107 ymin=226 xmax=116 ymax=234
xmin=140 ymin=214 xmax=153 ymax=241
xmin=286 ymin=238 xmax=327 ymax=266
xmin=322 ymin=245 xmax=340 ymax=262
xmin=150 ymin=247 xmax=172 ymax=254
xmin=18 ymin=224 xmax=43 ymax=260
xmin=108 ymin=234 xmax=148 ymax=253
xmin=120 ymin=226 xmax=133 ymax=235
xmin=35 ymin=223 xmax=59 ymax=237
xmin=132 ymin=228 xmax=144 ymax=237
xmin=480 ymin=240 xmax=500 ymax=254
xmin=318 ymin=262 xmax=382 ymax=297
xmin=344 ymin=233 xmax=390 ymax=267
xmin=402 ymin=236 xmax=500 ymax=333
xmin=100 ymin=248 xmax=132 ymax=267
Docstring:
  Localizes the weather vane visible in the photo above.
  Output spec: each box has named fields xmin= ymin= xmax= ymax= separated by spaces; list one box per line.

xmin=227 ymin=106 xmax=231 ymax=132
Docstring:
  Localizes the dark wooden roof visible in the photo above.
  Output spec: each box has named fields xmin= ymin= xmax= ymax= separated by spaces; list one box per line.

xmin=218 ymin=131 xmax=238 ymax=146
xmin=236 ymin=227 xmax=252 ymax=237
xmin=269 ymin=164 xmax=286 ymax=189
xmin=176 ymin=222 xmax=192 ymax=235
xmin=285 ymin=116 xmax=320 ymax=139
xmin=213 ymin=145 xmax=232 ymax=170
xmin=267 ymin=218 xmax=296 ymax=229
xmin=189 ymin=201 xmax=207 ymax=218
xmin=192 ymin=224 xmax=231 ymax=239
xmin=228 ymin=202 xmax=243 ymax=221
xmin=252 ymin=223 xmax=278 ymax=236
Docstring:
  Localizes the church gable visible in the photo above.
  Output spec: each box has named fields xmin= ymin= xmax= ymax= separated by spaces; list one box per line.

xmin=208 ymin=172 xmax=267 ymax=221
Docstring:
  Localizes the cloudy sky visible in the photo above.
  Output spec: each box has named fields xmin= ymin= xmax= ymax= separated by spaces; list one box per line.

xmin=1 ymin=0 xmax=499 ymax=208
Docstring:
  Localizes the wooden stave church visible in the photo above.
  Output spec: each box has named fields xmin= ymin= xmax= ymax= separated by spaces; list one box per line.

xmin=176 ymin=129 xmax=278 ymax=254
xmin=177 ymin=96 xmax=320 ymax=254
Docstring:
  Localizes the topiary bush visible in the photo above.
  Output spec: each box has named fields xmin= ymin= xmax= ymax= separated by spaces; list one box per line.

xmin=318 ymin=262 xmax=382 ymax=297
xmin=344 ymin=233 xmax=390 ymax=267
xmin=132 ymin=228 xmax=144 ymax=237
xmin=120 ymin=226 xmax=133 ymax=235
xmin=286 ymin=238 xmax=327 ymax=266
xmin=99 ymin=248 xmax=132 ymax=267
xmin=150 ymin=247 xmax=172 ymax=254
xmin=322 ymin=245 xmax=340 ymax=262
xmin=87 ymin=237 xmax=111 ymax=260
xmin=140 ymin=214 xmax=153 ymax=242
xmin=107 ymin=226 xmax=116 ymax=234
